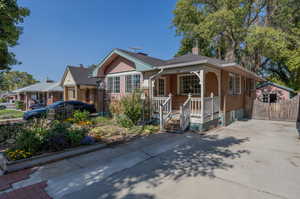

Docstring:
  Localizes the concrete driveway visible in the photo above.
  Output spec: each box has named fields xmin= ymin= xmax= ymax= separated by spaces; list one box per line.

xmin=6 ymin=120 xmax=300 ymax=199
xmin=60 ymin=120 xmax=300 ymax=199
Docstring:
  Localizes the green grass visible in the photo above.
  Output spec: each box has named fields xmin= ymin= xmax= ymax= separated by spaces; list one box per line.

xmin=0 ymin=109 xmax=24 ymax=120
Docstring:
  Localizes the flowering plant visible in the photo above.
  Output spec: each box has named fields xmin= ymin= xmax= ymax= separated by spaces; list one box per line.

xmin=5 ymin=149 xmax=32 ymax=161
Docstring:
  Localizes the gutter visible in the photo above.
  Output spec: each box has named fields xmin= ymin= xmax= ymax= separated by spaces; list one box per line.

xmin=158 ymin=60 xmax=208 ymax=70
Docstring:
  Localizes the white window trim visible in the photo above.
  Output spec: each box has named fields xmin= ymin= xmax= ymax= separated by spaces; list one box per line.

xmin=106 ymin=76 xmax=120 ymax=94
xmin=177 ymin=74 xmax=201 ymax=96
xmin=154 ymin=77 xmax=167 ymax=97
xmin=229 ymin=73 xmax=241 ymax=96
xmin=125 ymin=74 xmax=141 ymax=93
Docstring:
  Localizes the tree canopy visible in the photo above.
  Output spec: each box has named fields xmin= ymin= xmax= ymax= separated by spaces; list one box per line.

xmin=0 ymin=70 xmax=38 ymax=91
xmin=0 ymin=0 xmax=30 ymax=70
xmin=173 ymin=0 xmax=300 ymax=90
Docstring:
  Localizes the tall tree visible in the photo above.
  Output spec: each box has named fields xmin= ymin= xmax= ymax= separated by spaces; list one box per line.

xmin=0 ymin=0 xmax=30 ymax=70
xmin=173 ymin=0 xmax=300 ymax=90
xmin=0 ymin=70 xmax=38 ymax=91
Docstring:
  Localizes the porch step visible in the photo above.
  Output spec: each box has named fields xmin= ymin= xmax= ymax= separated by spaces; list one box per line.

xmin=164 ymin=116 xmax=182 ymax=133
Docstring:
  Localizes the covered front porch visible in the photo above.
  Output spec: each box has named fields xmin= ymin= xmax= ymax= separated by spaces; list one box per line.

xmin=149 ymin=65 xmax=221 ymax=132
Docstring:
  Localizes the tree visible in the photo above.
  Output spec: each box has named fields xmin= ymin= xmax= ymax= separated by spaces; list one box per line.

xmin=0 ymin=0 xmax=30 ymax=70
xmin=172 ymin=0 xmax=300 ymax=90
xmin=0 ymin=70 xmax=38 ymax=91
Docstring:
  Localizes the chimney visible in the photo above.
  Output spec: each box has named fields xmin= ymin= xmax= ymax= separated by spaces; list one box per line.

xmin=192 ymin=39 xmax=200 ymax=55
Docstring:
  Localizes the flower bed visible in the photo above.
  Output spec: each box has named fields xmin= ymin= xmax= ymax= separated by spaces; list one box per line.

xmin=1 ymin=109 xmax=159 ymax=165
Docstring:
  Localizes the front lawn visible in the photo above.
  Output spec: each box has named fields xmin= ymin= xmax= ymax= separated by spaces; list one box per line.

xmin=0 ymin=109 xmax=24 ymax=120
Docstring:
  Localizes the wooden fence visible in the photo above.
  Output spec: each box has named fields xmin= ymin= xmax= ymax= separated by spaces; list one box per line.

xmin=248 ymin=95 xmax=300 ymax=122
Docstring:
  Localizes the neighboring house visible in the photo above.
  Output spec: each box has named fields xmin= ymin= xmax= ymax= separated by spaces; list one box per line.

xmin=0 ymin=91 xmax=17 ymax=103
xmin=61 ymin=65 xmax=98 ymax=107
xmin=13 ymin=80 xmax=63 ymax=110
xmin=256 ymin=82 xmax=297 ymax=103
xmin=92 ymin=47 xmax=263 ymax=132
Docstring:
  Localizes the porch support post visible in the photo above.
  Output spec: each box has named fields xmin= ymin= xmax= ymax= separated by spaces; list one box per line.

xmin=200 ymin=70 xmax=205 ymax=124
xmin=218 ymin=71 xmax=222 ymax=117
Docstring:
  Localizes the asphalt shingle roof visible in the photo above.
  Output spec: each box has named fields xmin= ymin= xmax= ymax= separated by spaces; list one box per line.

xmin=13 ymin=82 xmax=63 ymax=93
xmin=116 ymin=48 xmax=166 ymax=67
xmin=67 ymin=66 xmax=97 ymax=86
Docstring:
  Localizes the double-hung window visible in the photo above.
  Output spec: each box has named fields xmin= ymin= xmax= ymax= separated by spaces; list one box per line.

xmin=229 ymin=73 xmax=241 ymax=95
xmin=125 ymin=74 xmax=140 ymax=93
xmin=179 ymin=74 xmax=201 ymax=95
xmin=107 ymin=76 xmax=120 ymax=93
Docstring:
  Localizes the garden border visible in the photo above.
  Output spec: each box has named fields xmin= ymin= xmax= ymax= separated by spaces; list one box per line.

xmin=0 ymin=143 xmax=106 ymax=173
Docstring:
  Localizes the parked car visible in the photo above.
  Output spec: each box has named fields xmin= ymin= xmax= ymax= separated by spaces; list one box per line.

xmin=29 ymin=103 xmax=44 ymax=110
xmin=23 ymin=100 xmax=96 ymax=120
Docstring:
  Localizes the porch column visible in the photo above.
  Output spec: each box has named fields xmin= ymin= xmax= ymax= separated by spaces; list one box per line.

xmin=200 ymin=70 xmax=205 ymax=124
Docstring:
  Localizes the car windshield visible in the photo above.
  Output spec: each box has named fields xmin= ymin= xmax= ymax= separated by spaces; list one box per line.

xmin=47 ymin=101 xmax=63 ymax=109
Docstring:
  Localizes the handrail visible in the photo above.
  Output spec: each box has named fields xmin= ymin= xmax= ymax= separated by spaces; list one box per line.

xmin=180 ymin=93 xmax=192 ymax=131
xmin=159 ymin=93 xmax=172 ymax=130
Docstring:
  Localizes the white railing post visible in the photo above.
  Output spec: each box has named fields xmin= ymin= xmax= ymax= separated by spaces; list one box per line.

xmin=159 ymin=104 xmax=163 ymax=131
xmin=180 ymin=105 xmax=183 ymax=128
xmin=211 ymin=92 xmax=214 ymax=120
xmin=169 ymin=93 xmax=172 ymax=113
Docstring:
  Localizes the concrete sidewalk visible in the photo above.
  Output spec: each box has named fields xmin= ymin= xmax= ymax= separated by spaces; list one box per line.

xmin=4 ymin=132 xmax=194 ymax=198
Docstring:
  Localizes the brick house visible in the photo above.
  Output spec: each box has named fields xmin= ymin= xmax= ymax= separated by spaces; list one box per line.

xmin=256 ymin=82 xmax=297 ymax=103
xmin=61 ymin=65 xmax=98 ymax=108
xmin=91 ymin=48 xmax=263 ymax=132
xmin=13 ymin=80 xmax=63 ymax=110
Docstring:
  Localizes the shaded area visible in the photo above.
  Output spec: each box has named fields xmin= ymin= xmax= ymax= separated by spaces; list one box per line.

xmin=63 ymin=133 xmax=250 ymax=199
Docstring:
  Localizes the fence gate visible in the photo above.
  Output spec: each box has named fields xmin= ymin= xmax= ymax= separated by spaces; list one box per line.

xmin=247 ymin=95 xmax=300 ymax=122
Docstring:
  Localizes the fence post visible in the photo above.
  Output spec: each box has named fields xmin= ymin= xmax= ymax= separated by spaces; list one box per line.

xmin=211 ymin=92 xmax=214 ymax=120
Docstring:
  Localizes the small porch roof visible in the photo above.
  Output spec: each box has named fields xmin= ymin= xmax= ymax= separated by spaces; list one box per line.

xmin=13 ymin=82 xmax=63 ymax=93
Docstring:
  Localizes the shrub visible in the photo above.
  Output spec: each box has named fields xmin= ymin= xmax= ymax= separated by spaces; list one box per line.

xmin=72 ymin=110 xmax=90 ymax=123
xmin=15 ymin=129 xmax=42 ymax=154
xmin=66 ymin=127 xmax=87 ymax=147
xmin=91 ymin=116 xmax=112 ymax=126
xmin=128 ymin=125 xmax=143 ymax=134
xmin=142 ymin=125 xmax=159 ymax=135
xmin=15 ymin=100 xmax=25 ymax=110
xmin=0 ymin=98 xmax=7 ymax=103
xmin=0 ymin=105 xmax=6 ymax=110
xmin=116 ymin=114 xmax=134 ymax=128
xmin=43 ymin=121 xmax=71 ymax=151
xmin=109 ymin=100 xmax=123 ymax=116
xmin=89 ymin=125 xmax=126 ymax=140
xmin=120 ymin=91 xmax=143 ymax=125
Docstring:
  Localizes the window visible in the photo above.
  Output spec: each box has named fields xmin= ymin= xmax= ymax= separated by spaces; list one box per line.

xmin=67 ymin=87 xmax=75 ymax=99
xmin=269 ymin=93 xmax=277 ymax=103
xmin=125 ymin=74 xmax=141 ymax=93
xmin=228 ymin=73 xmax=241 ymax=95
xmin=154 ymin=78 xmax=165 ymax=96
xmin=179 ymin=75 xmax=201 ymax=95
xmin=262 ymin=94 xmax=269 ymax=103
xmin=107 ymin=76 xmax=120 ymax=93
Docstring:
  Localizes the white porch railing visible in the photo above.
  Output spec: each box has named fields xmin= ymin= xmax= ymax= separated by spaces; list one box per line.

xmin=180 ymin=94 xmax=192 ymax=131
xmin=158 ymin=94 xmax=172 ymax=130
xmin=152 ymin=96 xmax=169 ymax=114
xmin=190 ymin=97 xmax=201 ymax=117
xmin=203 ymin=93 xmax=220 ymax=122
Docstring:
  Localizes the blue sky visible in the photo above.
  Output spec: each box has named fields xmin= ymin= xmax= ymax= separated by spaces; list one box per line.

xmin=12 ymin=0 xmax=181 ymax=81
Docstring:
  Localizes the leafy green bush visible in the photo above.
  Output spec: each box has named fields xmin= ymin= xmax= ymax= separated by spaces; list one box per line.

xmin=116 ymin=114 xmax=134 ymax=128
xmin=15 ymin=100 xmax=25 ymax=110
xmin=72 ymin=110 xmax=90 ymax=123
xmin=142 ymin=125 xmax=159 ymax=135
xmin=120 ymin=91 xmax=143 ymax=125
xmin=66 ymin=127 xmax=87 ymax=147
xmin=91 ymin=116 xmax=112 ymax=126
xmin=42 ymin=121 xmax=71 ymax=151
xmin=0 ymin=98 xmax=7 ymax=103
xmin=15 ymin=129 xmax=42 ymax=154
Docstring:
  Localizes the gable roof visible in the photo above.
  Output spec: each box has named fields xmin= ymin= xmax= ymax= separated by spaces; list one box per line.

xmin=13 ymin=82 xmax=63 ymax=93
xmin=257 ymin=82 xmax=296 ymax=93
xmin=63 ymin=66 xmax=97 ymax=86
xmin=92 ymin=48 xmax=264 ymax=81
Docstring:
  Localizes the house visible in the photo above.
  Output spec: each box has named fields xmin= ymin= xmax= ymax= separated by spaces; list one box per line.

xmin=60 ymin=65 xmax=98 ymax=108
xmin=13 ymin=80 xmax=63 ymax=110
xmin=91 ymin=47 xmax=263 ymax=132
xmin=256 ymin=82 xmax=297 ymax=103
xmin=0 ymin=91 xmax=18 ymax=103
